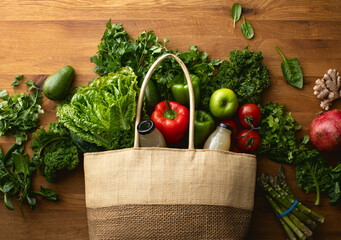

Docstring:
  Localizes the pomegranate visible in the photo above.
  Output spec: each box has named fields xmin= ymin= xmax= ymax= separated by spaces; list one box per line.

xmin=309 ymin=110 xmax=341 ymax=152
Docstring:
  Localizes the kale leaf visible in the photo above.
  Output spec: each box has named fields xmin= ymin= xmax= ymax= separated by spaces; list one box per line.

xmin=294 ymin=149 xmax=332 ymax=205
xmin=328 ymin=163 xmax=341 ymax=205
xmin=201 ymin=47 xmax=270 ymax=110
xmin=31 ymin=122 xmax=79 ymax=183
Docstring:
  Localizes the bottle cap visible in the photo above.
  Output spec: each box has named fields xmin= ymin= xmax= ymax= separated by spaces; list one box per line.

xmin=137 ymin=120 xmax=155 ymax=135
xmin=219 ymin=122 xmax=234 ymax=132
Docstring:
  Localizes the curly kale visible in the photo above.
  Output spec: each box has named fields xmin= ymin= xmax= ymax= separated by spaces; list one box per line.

xmin=201 ymin=47 xmax=270 ymax=110
xmin=31 ymin=122 xmax=79 ymax=183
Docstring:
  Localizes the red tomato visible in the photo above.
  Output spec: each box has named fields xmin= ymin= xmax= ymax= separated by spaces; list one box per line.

xmin=230 ymin=145 xmax=241 ymax=153
xmin=221 ymin=119 xmax=239 ymax=137
xmin=238 ymin=103 xmax=261 ymax=128
xmin=236 ymin=129 xmax=261 ymax=153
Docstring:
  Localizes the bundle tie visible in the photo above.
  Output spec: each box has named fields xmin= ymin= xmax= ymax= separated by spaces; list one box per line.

xmin=276 ymin=199 xmax=298 ymax=218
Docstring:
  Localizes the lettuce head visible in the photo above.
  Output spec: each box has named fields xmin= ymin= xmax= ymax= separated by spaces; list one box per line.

xmin=57 ymin=66 xmax=138 ymax=150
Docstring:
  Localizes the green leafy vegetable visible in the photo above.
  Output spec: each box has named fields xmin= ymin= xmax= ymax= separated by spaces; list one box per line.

xmin=57 ymin=66 xmax=138 ymax=150
xmin=0 ymin=76 xmax=44 ymax=144
xmin=90 ymin=20 xmax=220 ymax=102
xmin=294 ymin=149 xmax=332 ymax=205
xmin=328 ymin=163 xmax=341 ymax=205
xmin=201 ymin=47 xmax=270 ymax=109
xmin=34 ymin=186 xmax=58 ymax=201
xmin=153 ymin=45 xmax=220 ymax=100
xmin=259 ymin=103 xmax=341 ymax=205
xmin=231 ymin=3 xmax=242 ymax=28
xmin=0 ymin=145 xmax=57 ymax=215
xmin=31 ymin=122 xmax=79 ymax=183
xmin=275 ymin=45 xmax=303 ymax=89
xmin=11 ymin=75 xmax=24 ymax=87
xmin=241 ymin=16 xmax=254 ymax=39
xmin=90 ymin=20 xmax=167 ymax=79
xmin=258 ymin=102 xmax=302 ymax=163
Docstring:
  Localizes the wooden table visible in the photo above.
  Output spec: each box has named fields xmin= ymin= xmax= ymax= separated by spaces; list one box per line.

xmin=0 ymin=0 xmax=340 ymax=239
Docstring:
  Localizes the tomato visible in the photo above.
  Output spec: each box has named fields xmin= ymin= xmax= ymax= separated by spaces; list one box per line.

xmin=236 ymin=129 xmax=261 ymax=153
xmin=230 ymin=145 xmax=241 ymax=153
xmin=238 ymin=103 xmax=261 ymax=128
xmin=221 ymin=118 xmax=239 ymax=141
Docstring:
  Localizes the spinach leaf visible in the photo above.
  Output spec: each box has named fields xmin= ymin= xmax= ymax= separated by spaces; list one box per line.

xmin=26 ymin=196 xmax=36 ymax=210
xmin=12 ymin=152 xmax=30 ymax=178
xmin=275 ymin=45 xmax=303 ymax=89
xmin=231 ymin=3 xmax=242 ymax=28
xmin=4 ymin=193 xmax=13 ymax=210
xmin=34 ymin=186 xmax=58 ymax=201
xmin=0 ymin=144 xmax=58 ymax=215
xmin=241 ymin=16 xmax=254 ymax=39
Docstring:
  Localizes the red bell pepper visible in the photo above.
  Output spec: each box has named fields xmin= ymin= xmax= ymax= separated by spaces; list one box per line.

xmin=151 ymin=100 xmax=189 ymax=144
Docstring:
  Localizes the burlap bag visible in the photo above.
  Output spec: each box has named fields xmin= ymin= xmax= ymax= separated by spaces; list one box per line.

xmin=84 ymin=54 xmax=257 ymax=240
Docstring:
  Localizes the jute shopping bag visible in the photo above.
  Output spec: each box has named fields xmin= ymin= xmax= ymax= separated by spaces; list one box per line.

xmin=84 ymin=54 xmax=257 ymax=239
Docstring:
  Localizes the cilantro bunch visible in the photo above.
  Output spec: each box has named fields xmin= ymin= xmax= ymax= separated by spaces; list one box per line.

xmin=0 ymin=76 xmax=44 ymax=145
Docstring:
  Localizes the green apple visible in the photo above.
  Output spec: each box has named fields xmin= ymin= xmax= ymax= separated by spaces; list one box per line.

xmin=209 ymin=88 xmax=238 ymax=119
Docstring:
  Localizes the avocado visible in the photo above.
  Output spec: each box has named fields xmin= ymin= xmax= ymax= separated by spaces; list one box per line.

xmin=145 ymin=79 xmax=160 ymax=114
xmin=43 ymin=65 xmax=75 ymax=101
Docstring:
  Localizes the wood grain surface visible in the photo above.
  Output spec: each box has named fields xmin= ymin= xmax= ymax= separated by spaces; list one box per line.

xmin=0 ymin=0 xmax=340 ymax=239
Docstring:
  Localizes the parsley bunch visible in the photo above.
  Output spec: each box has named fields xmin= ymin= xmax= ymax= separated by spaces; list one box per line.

xmin=258 ymin=102 xmax=302 ymax=163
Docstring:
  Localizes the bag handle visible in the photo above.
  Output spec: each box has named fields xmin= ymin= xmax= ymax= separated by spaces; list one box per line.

xmin=134 ymin=53 xmax=195 ymax=149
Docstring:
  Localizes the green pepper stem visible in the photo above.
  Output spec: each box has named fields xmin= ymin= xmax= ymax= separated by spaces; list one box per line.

xmin=163 ymin=100 xmax=178 ymax=120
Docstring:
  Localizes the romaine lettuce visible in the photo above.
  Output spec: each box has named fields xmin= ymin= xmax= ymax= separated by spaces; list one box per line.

xmin=57 ymin=66 xmax=138 ymax=150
